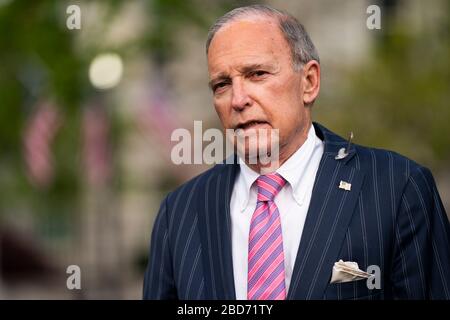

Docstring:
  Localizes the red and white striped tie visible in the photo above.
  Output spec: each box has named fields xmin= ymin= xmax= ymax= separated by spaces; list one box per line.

xmin=247 ymin=173 xmax=287 ymax=300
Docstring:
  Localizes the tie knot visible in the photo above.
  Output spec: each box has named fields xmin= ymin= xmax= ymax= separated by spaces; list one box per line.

xmin=256 ymin=173 xmax=286 ymax=202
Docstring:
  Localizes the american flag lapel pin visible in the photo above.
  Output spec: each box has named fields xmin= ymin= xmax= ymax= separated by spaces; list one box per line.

xmin=339 ymin=180 xmax=351 ymax=191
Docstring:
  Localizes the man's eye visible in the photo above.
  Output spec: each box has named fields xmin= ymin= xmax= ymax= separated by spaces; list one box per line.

xmin=250 ymin=70 xmax=268 ymax=78
xmin=213 ymin=82 xmax=228 ymax=93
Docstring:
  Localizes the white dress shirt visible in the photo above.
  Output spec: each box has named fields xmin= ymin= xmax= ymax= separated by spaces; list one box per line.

xmin=230 ymin=124 xmax=325 ymax=299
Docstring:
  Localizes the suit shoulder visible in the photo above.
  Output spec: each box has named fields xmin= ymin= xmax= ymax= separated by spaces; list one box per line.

xmin=353 ymin=143 xmax=427 ymax=180
xmin=165 ymin=163 xmax=232 ymax=204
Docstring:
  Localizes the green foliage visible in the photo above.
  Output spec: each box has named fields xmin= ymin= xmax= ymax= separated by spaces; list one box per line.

xmin=316 ymin=7 xmax=450 ymax=170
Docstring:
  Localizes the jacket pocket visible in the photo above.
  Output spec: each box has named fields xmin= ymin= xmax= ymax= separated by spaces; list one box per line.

xmin=324 ymin=279 xmax=382 ymax=300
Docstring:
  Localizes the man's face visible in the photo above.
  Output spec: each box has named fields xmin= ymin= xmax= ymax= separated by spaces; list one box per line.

xmin=207 ymin=17 xmax=312 ymax=164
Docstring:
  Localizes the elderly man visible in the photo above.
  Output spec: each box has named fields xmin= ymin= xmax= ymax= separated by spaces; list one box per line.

xmin=143 ymin=5 xmax=450 ymax=300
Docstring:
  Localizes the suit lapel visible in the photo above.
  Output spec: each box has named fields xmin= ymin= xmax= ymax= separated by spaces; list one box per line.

xmin=197 ymin=160 xmax=238 ymax=299
xmin=287 ymin=123 xmax=366 ymax=299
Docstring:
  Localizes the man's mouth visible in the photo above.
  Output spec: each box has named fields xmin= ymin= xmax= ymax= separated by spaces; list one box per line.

xmin=235 ymin=120 xmax=270 ymax=131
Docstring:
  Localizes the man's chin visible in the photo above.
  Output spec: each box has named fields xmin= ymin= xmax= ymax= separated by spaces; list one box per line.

xmin=226 ymin=127 xmax=281 ymax=168
xmin=237 ymin=144 xmax=280 ymax=167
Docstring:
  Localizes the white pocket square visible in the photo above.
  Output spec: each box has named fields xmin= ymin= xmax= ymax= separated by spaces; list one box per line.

xmin=330 ymin=260 xmax=370 ymax=284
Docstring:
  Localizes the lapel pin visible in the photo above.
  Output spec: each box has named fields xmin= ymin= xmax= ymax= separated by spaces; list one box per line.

xmin=339 ymin=180 xmax=352 ymax=191
xmin=335 ymin=132 xmax=354 ymax=160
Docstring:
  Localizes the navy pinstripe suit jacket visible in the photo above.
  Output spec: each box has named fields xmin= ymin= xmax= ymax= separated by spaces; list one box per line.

xmin=143 ymin=122 xmax=450 ymax=300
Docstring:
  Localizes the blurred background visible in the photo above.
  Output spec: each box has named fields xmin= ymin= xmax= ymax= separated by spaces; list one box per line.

xmin=0 ymin=0 xmax=449 ymax=299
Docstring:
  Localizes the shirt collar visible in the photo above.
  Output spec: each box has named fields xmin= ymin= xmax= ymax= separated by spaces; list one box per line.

xmin=237 ymin=123 xmax=322 ymax=211
xmin=237 ymin=156 xmax=260 ymax=212
xmin=276 ymin=124 xmax=318 ymax=206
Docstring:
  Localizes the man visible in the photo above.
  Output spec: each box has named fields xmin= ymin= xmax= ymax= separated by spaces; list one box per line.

xmin=143 ymin=5 xmax=450 ymax=299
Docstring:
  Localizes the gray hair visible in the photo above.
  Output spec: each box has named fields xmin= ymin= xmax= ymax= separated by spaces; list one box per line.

xmin=206 ymin=4 xmax=320 ymax=70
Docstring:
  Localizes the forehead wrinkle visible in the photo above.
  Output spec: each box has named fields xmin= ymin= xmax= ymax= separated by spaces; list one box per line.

xmin=210 ymin=59 xmax=279 ymax=79
xmin=208 ymin=19 xmax=289 ymax=87
xmin=237 ymin=62 xmax=279 ymax=73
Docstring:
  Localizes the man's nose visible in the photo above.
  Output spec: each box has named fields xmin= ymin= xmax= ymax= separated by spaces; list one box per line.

xmin=231 ymin=79 xmax=252 ymax=111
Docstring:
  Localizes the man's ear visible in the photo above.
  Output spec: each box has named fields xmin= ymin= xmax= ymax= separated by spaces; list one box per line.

xmin=301 ymin=60 xmax=320 ymax=106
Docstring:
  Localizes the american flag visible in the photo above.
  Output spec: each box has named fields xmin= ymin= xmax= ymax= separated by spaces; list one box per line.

xmin=81 ymin=104 xmax=112 ymax=187
xmin=136 ymin=80 xmax=179 ymax=151
xmin=135 ymin=75 xmax=200 ymax=181
xmin=23 ymin=101 xmax=62 ymax=188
